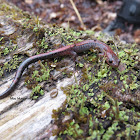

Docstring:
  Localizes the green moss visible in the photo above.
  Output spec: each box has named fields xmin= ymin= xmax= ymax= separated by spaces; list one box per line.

xmin=0 ymin=54 xmax=23 ymax=77
xmin=51 ymin=37 xmax=140 ymax=139
xmin=0 ymin=1 xmax=139 ymax=139
xmin=103 ymin=121 xmax=120 ymax=140
xmin=24 ymin=61 xmax=53 ymax=99
xmin=0 ymin=37 xmax=4 ymax=41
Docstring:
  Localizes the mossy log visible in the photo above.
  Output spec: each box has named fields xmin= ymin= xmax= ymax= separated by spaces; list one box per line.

xmin=0 ymin=0 xmax=139 ymax=140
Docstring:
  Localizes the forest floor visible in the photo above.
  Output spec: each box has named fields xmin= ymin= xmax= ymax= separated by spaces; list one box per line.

xmin=7 ymin=0 xmax=140 ymax=44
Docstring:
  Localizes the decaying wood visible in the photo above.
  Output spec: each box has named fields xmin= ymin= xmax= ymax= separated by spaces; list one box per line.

xmin=0 ymin=1 xmax=75 ymax=139
xmin=0 ymin=1 xmax=140 ymax=140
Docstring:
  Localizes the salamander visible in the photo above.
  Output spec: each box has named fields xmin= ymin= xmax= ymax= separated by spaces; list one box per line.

xmin=0 ymin=40 xmax=120 ymax=99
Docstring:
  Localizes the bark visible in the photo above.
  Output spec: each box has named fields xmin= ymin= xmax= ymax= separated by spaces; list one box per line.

xmin=0 ymin=1 xmax=139 ymax=140
xmin=0 ymin=1 xmax=69 ymax=139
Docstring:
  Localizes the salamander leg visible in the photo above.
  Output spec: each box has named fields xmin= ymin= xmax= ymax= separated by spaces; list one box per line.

xmin=97 ymin=51 xmax=106 ymax=65
xmin=68 ymin=51 xmax=77 ymax=62
xmin=98 ymin=52 xmax=104 ymax=56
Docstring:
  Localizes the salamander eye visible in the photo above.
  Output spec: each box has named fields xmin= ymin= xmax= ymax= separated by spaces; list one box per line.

xmin=108 ymin=59 xmax=113 ymax=63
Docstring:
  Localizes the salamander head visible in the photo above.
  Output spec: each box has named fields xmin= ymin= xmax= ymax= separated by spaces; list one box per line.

xmin=106 ymin=52 xmax=120 ymax=68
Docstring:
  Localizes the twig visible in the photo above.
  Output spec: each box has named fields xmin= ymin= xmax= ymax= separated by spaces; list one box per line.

xmin=69 ymin=0 xmax=86 ymax=30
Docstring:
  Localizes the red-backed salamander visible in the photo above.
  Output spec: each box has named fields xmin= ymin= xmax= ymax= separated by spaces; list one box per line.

xmin=0 ymin=40 xmax=120 ymax=99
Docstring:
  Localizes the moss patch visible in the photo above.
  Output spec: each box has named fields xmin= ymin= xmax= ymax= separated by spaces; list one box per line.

xmin=0 ymin=2 xmax=140 ymax=139
xmin=51 ymin=37 xmax=140 ymax=139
